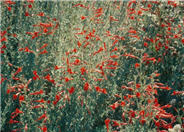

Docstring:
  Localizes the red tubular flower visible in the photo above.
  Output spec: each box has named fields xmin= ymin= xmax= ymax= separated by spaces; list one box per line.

xmin=128 ymin=29 xmax=137 ymax=34
xmin=42 ymin=125 xmax=47 ymax=132
xmin=9 ymin=119 xmax=20 ymax=124
xmin=40 ymin=22 xmax=53 ymax=28
xmin=172 ymin=91 xmax=184 ymax=95
xmin=83 ymin=42 xmax=90 ymax=48
xmin=84 ymin=82 xmax=89 ymax=91
xmin=73 ymin=59 xmax=80 ymax=65
xmin=129 ymin=110 xmax=136 ymax=118
xmin=36 ymin=113 xmax=47 ymax=121
xmin=112 ymin=40 xmax=118 ymax=47
xmin=105 ymin=118 xmax=110 ymax=132
xmin=39 ymin=43 xmax=48 ymax=50
xmin=95 ymin=86 xmax=101 ymax=92
xmin=64 ymin=77 xmax=71 ymax=82
xmin=24 ymin=47 xmax=34 ymax=53
xmin=122 ymin=112 xmax=126 ymax=122
xmin=134 ymin=63 xmax=140 ymax=68
xmin=101 ymin=88 xmax=107 ymax=94
xmin=31 ymin=105 xmax=44 ymax=109
xmin=68 ymin=86 xmax=75 ymax=94
xmin=110 ymin=55 xmax=119 ymax=59
xmin=33 ymin=99 xmax=45 ymax=103
xmin=27 ymin=0 xmax=34 ymax=3
xmin=110 ymin=102 xmax=119 ymax=110
xmin=54 ymin=65 xmax=64 ymax=70
xmin=136 ymin=83 xmax=141 ymax=89
xmin=33 ymin=70 xmax=39 ymax=80
xmin=136 ymin=92 xmax=141 ymax=98
xmin=25 ymin=12 xmax=29 ymax=16
xmin=181 ymin=39 xmax=184 ymax=44
xmin=80 ymin=67 xmax=86 ymax=75
xmin=13 ymin=94 xmax=18 ymax=100
xmin=30 ymin=89 xmax=44 ymax=95
xmin=14 ymin=67 xmax=22 ymax=76
xmin=93 ymin=47 xmax=103 ymax=56
xmin=44 ymin=74 xmax=55 ymax=84
xmin=37 ymin=12 xmax=44 ymax=16
xmin=0 ymin=37 xmax=7 ymax=42
xmin=112 ymin=120 xmax=119 ymax=126
xmin=144 ymin=42 xmax=148 ymax=47
xmin=0 ymin=30 xmax=7 ymax=36
xmin=156 ymin=86 xmax=172 ymax=90
xmin=122 ymin=53 xmax=139 ymax=59
xmin=109 ymin=16 xmax=119 ymax=21
xmin=139 ymin=110 xmax=145 ymax=117
xmin=28 ymin=4 xmax=32 ymax=8
xmin=81 ymin=16 xmax=87 ymax=20
xmin=39 ymin=49 xmax=48 ymax=55
xmin=120 ymin=101 xmax=126 ymax=107
xmin=67 ymin=68 xmax=74 ymax=74
xmin=137 ymin=10 xmax=142 ymax=15
xmin=139 ymin=118 xmax=146 ymax=125
xmin=11 ymin=108 xmax=24 ymax=119
xmin=77 ymin=41 xmax=82 ymax=47
xmin=19 ymin=95 xmax=24 ymax=103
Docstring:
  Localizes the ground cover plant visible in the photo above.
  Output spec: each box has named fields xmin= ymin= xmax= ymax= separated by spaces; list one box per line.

xmin=0 ymin=0 xmax=184 ymax=132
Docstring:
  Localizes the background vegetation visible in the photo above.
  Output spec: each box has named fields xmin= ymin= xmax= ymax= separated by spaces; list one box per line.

xmin=1 ymin=0 xmax=184 ymax=132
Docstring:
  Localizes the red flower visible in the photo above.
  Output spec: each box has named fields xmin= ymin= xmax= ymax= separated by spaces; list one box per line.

xmin=25 ymin=12 xmax=29 ymax=16
xmin=27 ymin=0 xmax=34 ymax=3
xmin=105 ymin=118 xmax=110 ymax=132
xmin=36 ymin=113 xmax=47 ymax=121
xmin=144 ymin=42 xmax=148 ymax=47
xmin=64 ymin=77 xmax=70 ymax=82
xmin=39 ymin=50 xmax=48 ymax=55
xmin=95 ymin=86 xmax=101 ymax=92
xmin=84 ymin=82 xmax=89 ymax=91
xmin=137 ymin=10 xmax=142 ymax=15
xmin=68 ymin=87 xmax=75 ymax=94
xmin=11 ymin=108 xmax=23 ymax=119
xmin=33 ymin=70 xmax=39 ymax=80
xmin=42 ymin=125 xmax=47 ymax=132
xmin=182 ymin=38 xmax=184 ymax=44
xmin=13 ymin=94 xmax=18 ymax=100
xmin=136 ymin=83 xmax=141 ymax=89
xmin=136 ymin=92 xmax=141 ymax=98
xmin=33 ymin=99 xmax=45 ymax=103
xmin=81 ymin=16 xmax=87 ymax=20
xmin=9 ymin=119 xmax=20 ymax=124
xmin=110 ymin=102 xmax=119 ymax=110
xmin=112 ymin=120 xmax=119 ymax=126
xmin=110 ymin=55 xmax=119 ymax=59
xmin=37 ymin=12 xmax=44 ymax=16
xmin=120 ymin=101 xmax=126 ymax=107
xmin=73 ymin=59 xmax=80 ymax=65
xmin=134 ymin=63 xmax=140 ymax=68
xmin=139 ymin=110 xmax=145 ymax=116
xmin=139 ymin=118 xmax=146 ymax=125
xmin=80 ymin=67 xmax=86 ymax=75
xmin=7 ymin=6 xmax=11 ymax=11
xmin=19 ymin=95 xmax=24 ymax=103
xmin=30 ymin=89 xmax=44 ymax=95
xmin=129 ymin=110 xmax=136 ymax=118
xmin=101 ymin=88 xmax=107 ymax=94
xmin=128 ymin=30 xmax=137 ymax=34
xmin=147 ymin=4 xmax=152 ymax=8
xmin=77 ymin=41 xmax=82 ymax=47
xmin=28 ymin=4 xmax=32 ymax=8
xmin=14 ymin=67 xmax=22 ymax=76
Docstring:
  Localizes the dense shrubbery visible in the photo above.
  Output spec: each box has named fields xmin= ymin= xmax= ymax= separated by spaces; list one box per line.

xmin=1 ymin=0 xmax=184 ymax=132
